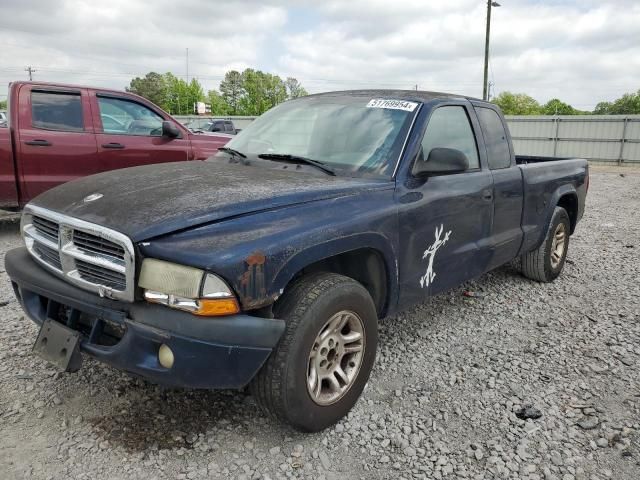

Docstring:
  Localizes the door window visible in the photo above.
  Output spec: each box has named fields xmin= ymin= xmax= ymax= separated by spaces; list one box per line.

xmin=97 ymin=96 xmax=164 ymax=136
xmin=476 ymin=107 xmax=511 ymax=169
xmin=224 ymin=121 xmax=234 ymax=132
xmin=420 ymin=106 xmax=480 ymax=169
xmin=31 ymin=91 xmax=84 ymax=132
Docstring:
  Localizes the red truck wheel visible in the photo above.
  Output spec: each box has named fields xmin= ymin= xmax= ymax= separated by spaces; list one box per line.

xmin=250 ymin=272 xmax=378 ymax=432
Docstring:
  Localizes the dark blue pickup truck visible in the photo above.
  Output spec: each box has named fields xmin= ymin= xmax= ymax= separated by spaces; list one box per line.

xmin=6 ymin=90 xmax=588 ymax=431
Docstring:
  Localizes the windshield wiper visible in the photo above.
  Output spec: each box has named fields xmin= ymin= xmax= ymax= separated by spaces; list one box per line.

xmin=258 ymin=153 xmax=336 ymax=176
xmin=218 ymin=147 xmax=247 ymax=159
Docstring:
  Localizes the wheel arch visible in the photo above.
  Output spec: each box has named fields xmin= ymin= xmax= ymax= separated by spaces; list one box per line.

xmin=557 ymin=192 xmax=579 ymax=234
xmin=271 ymin=234 xmax=397 ymax=318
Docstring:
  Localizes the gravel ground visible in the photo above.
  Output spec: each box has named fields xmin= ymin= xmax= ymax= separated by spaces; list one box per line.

xmin=1 ymin=170 xmax=639 ymax=480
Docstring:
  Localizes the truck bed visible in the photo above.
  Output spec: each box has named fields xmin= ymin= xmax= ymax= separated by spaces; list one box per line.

xmin=515 ymin=155 xmax=575 ymax=164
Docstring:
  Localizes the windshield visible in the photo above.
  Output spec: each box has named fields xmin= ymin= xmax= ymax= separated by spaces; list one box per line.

xmin=223 ymin=94 xmax=419 ymax=177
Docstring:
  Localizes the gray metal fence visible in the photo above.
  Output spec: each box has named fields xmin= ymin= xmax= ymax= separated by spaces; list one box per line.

xmin=176 ymin=114 xmax=640 ymax=165
xmin=505 ymin=115 xmax=640 ymax=164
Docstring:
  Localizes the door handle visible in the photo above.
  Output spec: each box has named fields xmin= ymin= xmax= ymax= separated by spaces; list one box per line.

xmin=101 ymin=143 xmax=125 ymax=149
xmin=482 ymin=189 xmax=493 ymax=201
xmin=25 ymin=139 xmax=52 ymax=146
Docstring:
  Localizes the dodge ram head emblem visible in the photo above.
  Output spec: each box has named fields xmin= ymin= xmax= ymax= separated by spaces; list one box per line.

xmin=83 ymin=193 xmax=103 ymax=203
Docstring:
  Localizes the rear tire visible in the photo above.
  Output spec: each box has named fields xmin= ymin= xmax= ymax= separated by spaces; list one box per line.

xmin=250 ymin=272 xmax=378 ymax=432
xmin=521 ymin=207 xmax=570 ymax=282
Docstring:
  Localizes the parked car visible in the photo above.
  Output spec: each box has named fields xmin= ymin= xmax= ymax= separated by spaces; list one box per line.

xmin=0 ymin=111 xmax=7 ymax=127
xmin=192 ymin=119 xmax=237 ymax=135
xmin=6 ymin=90 xmax=588 ymax=432
xmin=0 ymin=81 xmax=231 ymax=208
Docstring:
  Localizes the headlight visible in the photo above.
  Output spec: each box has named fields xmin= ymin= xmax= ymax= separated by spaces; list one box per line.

xmin=138 ymin=259 xmax=239 ymax=316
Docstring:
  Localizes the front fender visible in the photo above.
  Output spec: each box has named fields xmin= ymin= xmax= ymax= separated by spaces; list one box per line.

xmin=139 ymin=187 xmax=399 ymax=313
xmin=270 ymin=232 xmax=398 ymax=308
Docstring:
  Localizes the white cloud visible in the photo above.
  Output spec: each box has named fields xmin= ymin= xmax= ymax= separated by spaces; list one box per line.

xmin=0 ymin=0 xmax=638 ymax=110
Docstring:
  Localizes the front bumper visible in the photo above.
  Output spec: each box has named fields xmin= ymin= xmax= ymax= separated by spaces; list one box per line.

xmin=5 ymin=247 xmax=285 ymax=389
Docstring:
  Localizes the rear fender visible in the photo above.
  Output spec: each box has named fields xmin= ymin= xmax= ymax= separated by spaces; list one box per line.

xmin=532 ymin=185 xmax=577 ymax=251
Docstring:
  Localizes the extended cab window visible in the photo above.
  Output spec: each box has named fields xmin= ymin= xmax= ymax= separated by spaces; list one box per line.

xmin=31 ymin=91 xmax=83 ymax=132
xmin=476 ymin=107 xmax=511 ymax=169
xmin=97 ymin=96 xmax=164 ymax=136
xmin=420 ymin=106 xmax=480 ymax=169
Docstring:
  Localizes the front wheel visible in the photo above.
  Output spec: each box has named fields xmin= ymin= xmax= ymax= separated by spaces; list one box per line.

xmin=250 ymin=273 xmax=378 ymax=432
xmin=521 ymin=206 xmax=571 ymax=282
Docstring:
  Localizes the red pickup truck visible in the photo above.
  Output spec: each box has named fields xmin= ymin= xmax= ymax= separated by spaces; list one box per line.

xmin=0 ymin=81 xmax=231 ymax=209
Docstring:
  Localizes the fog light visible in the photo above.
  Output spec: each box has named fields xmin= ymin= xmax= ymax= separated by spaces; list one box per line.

xmin=158 ymin=344 xmax=174 ymax=369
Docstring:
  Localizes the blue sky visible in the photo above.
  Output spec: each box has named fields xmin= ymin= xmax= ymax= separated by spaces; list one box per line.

xmin=0 ymin=0 xmax=638 ymax=110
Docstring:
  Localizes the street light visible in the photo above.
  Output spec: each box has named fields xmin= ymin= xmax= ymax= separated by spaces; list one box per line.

xmin=483 ymin=1 xmax=501 ymax=101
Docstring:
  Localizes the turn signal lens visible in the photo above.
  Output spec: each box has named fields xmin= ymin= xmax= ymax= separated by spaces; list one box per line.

xmin=144 ymin=290 xmax=239 ymax=317
xmin=194 ymin=298 xmax=240 ymax=316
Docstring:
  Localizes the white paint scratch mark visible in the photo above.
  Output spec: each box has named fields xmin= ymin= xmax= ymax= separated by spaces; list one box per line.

xmin=419 ymin=224 xmax=451 ymax=288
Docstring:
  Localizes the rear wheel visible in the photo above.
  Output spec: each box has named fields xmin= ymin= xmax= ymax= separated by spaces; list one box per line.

xmin=250 ymin=272 xmax=378 ymax=432
xmin=521 ymin=207 xmax=571 ymax=282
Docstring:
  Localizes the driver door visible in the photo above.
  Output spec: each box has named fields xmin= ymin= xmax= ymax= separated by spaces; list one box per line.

xmin=91 ymin=92 xmax=190 ymax=171
xmin=397 ymin=103 xmax=494 ymax=307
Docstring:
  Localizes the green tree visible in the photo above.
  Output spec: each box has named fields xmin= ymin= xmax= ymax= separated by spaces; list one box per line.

xmin=593 ymin=101 xmax=612 ymax=115
xmin=207 ymin=90 xmax=230 ymax=115
xmin=594 ymin=90 xmax=640 ymax=114
xmin=219 ymin=70 xmax=244 ymax=115
xmin=0 ymin=99 xmax=7 ymax=110
xmin=263 ymin=73 xmax=288 ymax=109
xmin=285 ymin=77 xmax=308 ymax=99
xmin=492 ymin=92 xmax=542 ymax=115
xmin=542 ymin=98 xmax=579 ymax=115
xmin=126 ymin=72 xmax=169 ymax=110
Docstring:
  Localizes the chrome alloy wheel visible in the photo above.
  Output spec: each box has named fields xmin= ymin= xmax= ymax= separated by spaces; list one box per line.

xmin=550 ymin=222 xmax=567 ymax=269
xmin=307 ymin=310 xmax=365 ymax=406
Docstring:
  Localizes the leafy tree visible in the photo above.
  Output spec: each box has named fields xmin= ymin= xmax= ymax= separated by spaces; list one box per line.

xmin=126 ymin=69 xmax=307 ymax=116
xmin=593 ymin=101 xmax=612 ymax=115
xmin=238 ymin=69 xmax=289 ymax=115
xmin=207 ymin=90 xmax=230 ymax=115
xmin=126 ymin=72 xmax=169 ymax=110
xmin=219 ymin=70 xmax=244 ymax=115
xmin=263 ymin=72 xmax=288 ymax=110
xmin=0 ymin=99 xmax=7 ymax=110
xmin=285 ymin=77 xmax=308 ymax=99
xmin=593 ymin=90 xmax=640 ymax=114
xmin=542 ymin=98 xmax=578 ymax=115
xmin=492 ymin=92 xmax=542 ymax=115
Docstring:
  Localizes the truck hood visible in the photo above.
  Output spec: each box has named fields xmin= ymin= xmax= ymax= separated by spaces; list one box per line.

xmin=30 ymin=161 xmax=392 ymax=242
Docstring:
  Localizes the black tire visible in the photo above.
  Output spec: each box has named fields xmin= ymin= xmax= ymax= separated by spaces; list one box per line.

xmin=521 ymin=207 xmax=571 ymax=282
xmin=250 ymin=272 xmax=378 ymax=432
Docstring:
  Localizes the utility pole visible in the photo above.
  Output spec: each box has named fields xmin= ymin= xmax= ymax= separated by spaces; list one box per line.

xmin=186 ymin=48 xmax=189 ymax=84
xmin=25 ymin=66 xmax=36 ymax=81
xmin=483 ymin=1 xmax=500 ymax=101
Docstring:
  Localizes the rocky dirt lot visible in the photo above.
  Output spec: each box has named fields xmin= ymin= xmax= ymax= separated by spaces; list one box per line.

xmin=0 ymin=170 xmax=639 ymax=480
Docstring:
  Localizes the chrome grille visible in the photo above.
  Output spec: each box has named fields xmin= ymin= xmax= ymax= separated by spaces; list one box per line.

xmin=33 ymin=216 xmax=59 ymax=243
xmin=33 ymin=242 xmax=62 ymax=270
xmin=76 ymin=260 xmax=127 ymax=290
xmin=73 ymin=230 xmax=125 ymax=261
xmin=21 ymin=205 xmax=135 ymax=302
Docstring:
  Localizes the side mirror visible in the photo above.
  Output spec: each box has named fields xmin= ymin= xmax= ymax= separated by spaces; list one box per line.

xmin=413 ymin=147 xmax=469 ymax=176
xmin=162 ymin=121 xmax=181 ymax=138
